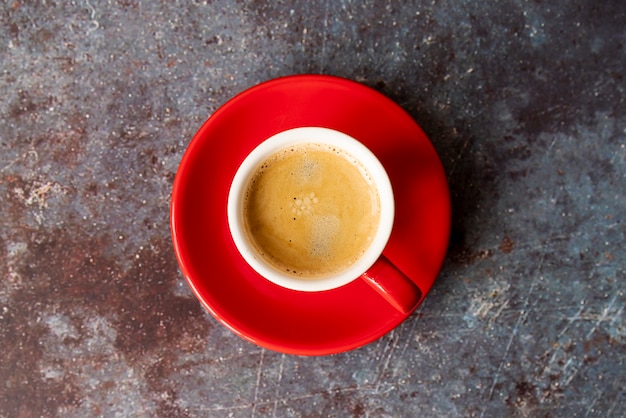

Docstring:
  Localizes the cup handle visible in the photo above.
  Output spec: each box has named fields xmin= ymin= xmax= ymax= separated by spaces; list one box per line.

xmin=361 ymin=255 xmax=422 ymax=314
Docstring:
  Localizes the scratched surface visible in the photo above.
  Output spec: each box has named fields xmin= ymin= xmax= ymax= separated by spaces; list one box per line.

xmin=1 ymin=0 xmax=625 ymax=416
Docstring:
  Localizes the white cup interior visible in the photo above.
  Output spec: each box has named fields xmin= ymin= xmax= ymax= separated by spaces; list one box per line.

xmin=227 ymin=127 xmax=394 ymax=292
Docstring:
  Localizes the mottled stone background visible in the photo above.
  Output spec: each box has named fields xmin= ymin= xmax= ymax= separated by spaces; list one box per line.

xmin=1 ymin=1 xmax=624 ymax=417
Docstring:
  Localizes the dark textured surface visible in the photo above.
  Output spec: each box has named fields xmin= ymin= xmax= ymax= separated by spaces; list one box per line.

xmin=1 ymin=1 xmax=624 ymax=416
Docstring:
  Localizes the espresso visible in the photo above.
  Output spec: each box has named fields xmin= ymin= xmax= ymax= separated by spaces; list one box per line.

xmin=243 ymin=143 xmax=381 ymax=278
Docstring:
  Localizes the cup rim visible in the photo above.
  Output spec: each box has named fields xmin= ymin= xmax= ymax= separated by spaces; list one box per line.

xmin=227 ymin=126 xmax=395 ymax=292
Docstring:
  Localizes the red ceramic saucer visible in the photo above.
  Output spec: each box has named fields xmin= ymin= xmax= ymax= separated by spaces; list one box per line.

xmin=170 ymin=75 xmax=450 ymax=355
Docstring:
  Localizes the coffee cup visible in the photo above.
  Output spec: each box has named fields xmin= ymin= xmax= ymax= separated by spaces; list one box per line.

xmin=227 ymin=127 xmax=421 ymax=313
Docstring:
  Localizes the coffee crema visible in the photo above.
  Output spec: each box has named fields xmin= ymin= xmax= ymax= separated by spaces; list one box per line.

xmin=243 ymin=143 xmax=381 ymax=278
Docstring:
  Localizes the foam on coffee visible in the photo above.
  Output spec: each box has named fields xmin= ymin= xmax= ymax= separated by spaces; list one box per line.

xmin=243 ymin=143 xmax=380 ymax=278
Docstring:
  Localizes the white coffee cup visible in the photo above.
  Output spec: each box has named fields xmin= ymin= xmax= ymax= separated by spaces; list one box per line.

xmin=228 ymin=127 xmax=420 ymax=312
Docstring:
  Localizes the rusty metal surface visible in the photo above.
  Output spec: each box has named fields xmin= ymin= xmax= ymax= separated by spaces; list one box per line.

xmin=1 ymin=1 xmax=624 ymax=416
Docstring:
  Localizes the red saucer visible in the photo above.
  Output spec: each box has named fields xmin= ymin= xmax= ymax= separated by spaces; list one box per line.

xmin=170 ymin=75 xmax=451 ymax=355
